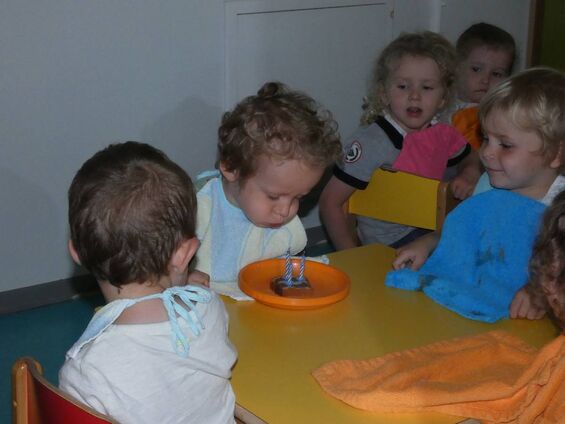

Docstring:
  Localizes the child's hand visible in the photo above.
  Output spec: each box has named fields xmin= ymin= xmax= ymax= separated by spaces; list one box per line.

xmin=187 ymin=270 xmax=210 ymax=287
xmin=393 ymin=247 xmax=422 ymax=270
xmin=392 ymin=246 xmax=427 ymax=270
xmin=392 ymin=232 xmax=439 ymax=270
xmin=509 ymin=287 xmax=546 ymax=320
xmin=449 ymin=175 xmax=475 ymax=200
xmin=451 ymin=149 xmax=482 ymax=200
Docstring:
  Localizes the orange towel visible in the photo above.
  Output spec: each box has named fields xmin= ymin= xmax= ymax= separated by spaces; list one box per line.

xmin=312 ymin=331 xmax=565 ymax=423
xmin=453 ymin=107 xmax=482 ymax=150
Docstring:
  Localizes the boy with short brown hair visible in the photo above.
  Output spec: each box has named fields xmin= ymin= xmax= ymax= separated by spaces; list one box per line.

xmin=60 ymin=141 xmax=237 ymax=424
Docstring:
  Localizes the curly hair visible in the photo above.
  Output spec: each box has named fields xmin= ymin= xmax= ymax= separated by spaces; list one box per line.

xmin=479 ymin=67 xmax=565 ymax=172
xmin=361 ymin=31 xmax=457 ymax=125
xmin=526 ymin=190 xmax=565 ymax=331
xmin=218 ymin=81 xmax=342 ymax=180
xmin=69 ymin=141 xmax=197 ymax=288
xmin=456 ymin=22 xmax=516 ymax=69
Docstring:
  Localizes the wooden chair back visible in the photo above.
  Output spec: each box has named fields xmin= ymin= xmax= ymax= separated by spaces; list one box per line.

xmin=348 ymin=168 xmax=460 ymax=231
xmin=12 ymin=357 xmax=116 ymax=424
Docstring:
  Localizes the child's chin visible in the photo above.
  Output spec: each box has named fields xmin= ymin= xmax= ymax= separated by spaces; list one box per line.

xmin=486 ymin=176 xmax=506 ymax=189
xmin=489 ymin=181 xmax=504 ymax=188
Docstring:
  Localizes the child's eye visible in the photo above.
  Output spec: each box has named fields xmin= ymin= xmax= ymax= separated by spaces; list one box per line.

xmin=499 ymin=142 xmax=513 ymax=149
xmin=267 ymin=194 xmax=280 ymax=201
xmin=482 ymin=135 xmax=489 ymax=144
xmin=492 ymin=71 xmax=506 ymax=79
xmin=423 ymin=85 xmax=434 ymax=91
xmin=396 ymin=84 xmax=407 ymax=90
xmin=471 ymin=66 xmax=481 ymax=73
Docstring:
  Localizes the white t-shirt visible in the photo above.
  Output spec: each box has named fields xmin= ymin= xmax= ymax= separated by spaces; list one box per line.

xmin=59 ymin=293 xmax=237 ymax=424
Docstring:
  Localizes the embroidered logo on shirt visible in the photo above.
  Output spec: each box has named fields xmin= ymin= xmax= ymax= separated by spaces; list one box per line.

xmin=345 ymin=141 xmax=362 ymax=163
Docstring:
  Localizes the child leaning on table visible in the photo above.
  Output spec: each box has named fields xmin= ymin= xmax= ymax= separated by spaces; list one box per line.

xmin=390 ymin=67 xmax=565 ymax=321
xmin=510 ymin=189 xmax=565 ymax=329
xmin=319 ymin=31 xmax=478 ymax=251
xmin=193 ymin=81 xmax=342 ymax=284
xmin=59 ymin=142 xmax=237 ymax=424
xmin=393 ymin=68 xmax=565 ymax=270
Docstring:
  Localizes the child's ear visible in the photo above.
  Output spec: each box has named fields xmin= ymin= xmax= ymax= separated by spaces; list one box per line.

xmin=548 ymin=141 xmax=563 ymax=169
xmin=68 ymin=240 xmax=81 ymax=265
xmin=219 ymin=161 xmax=239 ymax=183
xmin=171 ymin=237 xmax=200 ymax=272
xmin=438 ymin=95 xmax=447 ymax=111
xmin=378 ymin=85 xmax=389 ymax=107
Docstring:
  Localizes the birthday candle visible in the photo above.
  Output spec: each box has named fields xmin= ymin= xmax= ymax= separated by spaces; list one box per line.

xmin=298 ymin=252 xmax=305 ymax=282
xmin=284 ymin=249 xmax=293 ymax=285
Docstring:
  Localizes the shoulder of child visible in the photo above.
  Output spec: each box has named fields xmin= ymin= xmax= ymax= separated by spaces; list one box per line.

xmin=459 ymin=189 xmax=547 ymax=222
xmin=342 ymin=125 xmax=393 ymax=165
xmin=194 ymin=170 xmax=220 ymax=193
xmin=543 ymin=175 xmax=565 ymax=206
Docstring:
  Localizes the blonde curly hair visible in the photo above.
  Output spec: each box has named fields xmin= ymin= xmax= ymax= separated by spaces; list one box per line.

xmin=361 ymin=31 xmax=457 ymax=125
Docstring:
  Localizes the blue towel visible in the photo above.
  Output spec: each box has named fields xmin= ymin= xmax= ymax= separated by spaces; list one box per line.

xmin=385 ymin=189 xmax=546 ymax=323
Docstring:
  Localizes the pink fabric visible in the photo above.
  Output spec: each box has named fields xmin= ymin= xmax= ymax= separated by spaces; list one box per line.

xmin=393 ymin=123 xmax=467 ymax=180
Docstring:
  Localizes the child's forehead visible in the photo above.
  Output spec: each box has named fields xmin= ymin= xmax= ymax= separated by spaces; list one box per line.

xmin=388 ymin=55 xmax=441 ymax=77
xmin=465 ymin=45 xmax=513 ymax=64
xmin=483 ymin=108 xmax=518 ymax=129
xmin=255 ymin=154 xmax=321 ymax=175
xmin=483 ymin=108 xmax=542 ymax=140
xmin=250 ymin=155 xmax=323 ymax=190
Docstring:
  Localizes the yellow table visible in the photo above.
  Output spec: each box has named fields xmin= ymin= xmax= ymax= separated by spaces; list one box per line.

xmin=224 ymin=244 xmax=558 ymax=424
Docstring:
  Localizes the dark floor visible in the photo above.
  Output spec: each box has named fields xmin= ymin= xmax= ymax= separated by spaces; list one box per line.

xmin=2 ymin=242 xmax=334 ymax=422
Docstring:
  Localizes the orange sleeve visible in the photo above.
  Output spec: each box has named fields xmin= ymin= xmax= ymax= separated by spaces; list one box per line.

xmin=452 ymin=107 xmax=482 ymax=150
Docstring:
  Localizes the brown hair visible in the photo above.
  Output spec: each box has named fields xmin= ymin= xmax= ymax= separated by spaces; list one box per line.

xmin=479 ymin=67 xmax=565 ymax=172
xmin=362 ymin=31 xmax=457 ymax=125
xmin=526 ymin=190 xmax=565 ymax=331
xmin=68 ymin=141 xmax=197 ymax=288
xmin=218 ymin=81 xmax=342 ymax=180
xmin=456 ymin=22 xmax=516 ymax=70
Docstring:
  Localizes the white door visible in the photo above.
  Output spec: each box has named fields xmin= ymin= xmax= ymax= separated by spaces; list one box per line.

xmin=225 ymin=0 xmax=394 ymax=227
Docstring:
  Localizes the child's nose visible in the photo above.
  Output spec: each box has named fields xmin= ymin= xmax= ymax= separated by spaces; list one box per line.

xmin=480 ymin=144 xmax=495 ymax=160
xmin=275 ymin=201 xmax=292 ymax=218
xmin=408 ymin=89 xmax=421 ymax=100
xmin=480 ymin=73 xmax=490 ymax=85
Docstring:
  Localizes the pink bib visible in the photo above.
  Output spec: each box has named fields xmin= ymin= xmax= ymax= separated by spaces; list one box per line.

xmin=393 ymin=123 xmax=467 ymax=179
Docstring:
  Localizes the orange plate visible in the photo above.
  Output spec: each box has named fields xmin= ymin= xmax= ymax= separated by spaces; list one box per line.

xmin=238 ymin=258 xmax=350 ymax=310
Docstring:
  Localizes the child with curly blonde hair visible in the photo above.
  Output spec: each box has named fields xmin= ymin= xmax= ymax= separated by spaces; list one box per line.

xmin=320 ymin=31 xmax=477 ymax=250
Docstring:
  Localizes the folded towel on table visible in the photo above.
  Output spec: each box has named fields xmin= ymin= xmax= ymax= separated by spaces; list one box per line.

xmin=312 ymin=330 xmax=565 ymax=423
xmin=385 ymin=189 xmax=545 ymax=322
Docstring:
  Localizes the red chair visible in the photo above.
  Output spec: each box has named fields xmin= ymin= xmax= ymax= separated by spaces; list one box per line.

xmin=11 ymin=357 xmax=116 ymax=424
